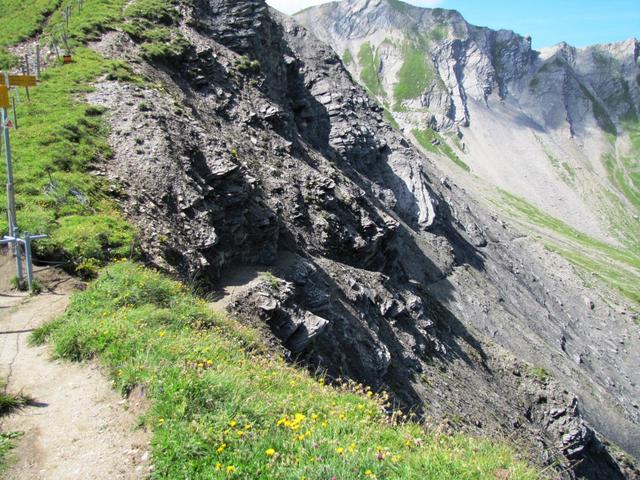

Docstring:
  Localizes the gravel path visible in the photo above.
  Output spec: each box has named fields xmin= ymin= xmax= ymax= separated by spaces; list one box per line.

xmin=0 ymin=256 xmax=150 ymax=479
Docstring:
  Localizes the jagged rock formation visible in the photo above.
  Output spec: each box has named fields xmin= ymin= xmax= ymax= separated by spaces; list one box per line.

xmin=295 ymin=0 xmax=640 ymax=253
xmin=87 ymin=0 xmax=640 ymax=477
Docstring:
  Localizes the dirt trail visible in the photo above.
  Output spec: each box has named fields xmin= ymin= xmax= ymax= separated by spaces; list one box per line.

xmin=0 ymin=255 xmax=150 ymax=479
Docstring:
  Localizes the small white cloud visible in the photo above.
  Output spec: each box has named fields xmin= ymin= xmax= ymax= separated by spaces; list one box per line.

xmin=266 ymin=0 xmax=443 ymax=16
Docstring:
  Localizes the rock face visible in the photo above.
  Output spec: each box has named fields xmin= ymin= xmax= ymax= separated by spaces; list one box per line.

xmin=88 ymin=1 xmax=640 ymax=477
xmin=295 ymin=0 xmax=640 ymax=249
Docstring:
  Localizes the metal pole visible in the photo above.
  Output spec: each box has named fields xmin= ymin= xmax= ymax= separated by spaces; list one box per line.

xmin=1 ymin=76 xmax=23 ymax=284
xmin=23 ymin=56 xmax=31 ymax=101
xmin=35 ymin=44 xmax=41 ymax=81
xmin=11 ymin=97 xmax=18 ymax=130
xmin=24 ymin=234 xmax=33 ymax=291
xmin=22 ymin=234 xmax=46 ymax=292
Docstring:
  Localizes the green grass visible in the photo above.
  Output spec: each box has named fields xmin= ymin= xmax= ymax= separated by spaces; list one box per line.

xmin=0 ymin=432 xmax=23 ymax=472
xmin=393 ymin=41 xmax=432 ymax=108
xmin=598 ymin=120 xmax=640 ymax=249
xmin=543 ymin=150 xmax=575 ymax=184
xmin=412 ymin=128 xmax=470 ymax=171
xmin=388 ymin=0 xmax=409 ymax=12
xmin=0 ymin=391 xmax=31 ymax=416
xmin=357 ymin=42 xmax=384 ymax=97
xmin=0 ymin=47 xmax=136 ymax=276
xmin=383 ymin=108 xmax=400 ymax=130
xmin=0 ymin=0 xmax=194 ymax=275
xmin=527 ymin=367 xmax=551 ymax=383
xmin=0 ymin=379 xmax=31 ymax=471
xmin=429 ymin=25 xmax=447 ymax=42
xmin=610 ymin=121 xmax=640 ymax=212
xmin=31 ymin=262 xmax=538 ymax=479
xmin=498 ymin=190 xmax=640 ymax=307
xmin=342 ymin=48 xmax=353 ymax=66
xmin=0 ymin=0 xmax=61 ymax=68
xmin=122 ymin=0 xmax=190 ymax=61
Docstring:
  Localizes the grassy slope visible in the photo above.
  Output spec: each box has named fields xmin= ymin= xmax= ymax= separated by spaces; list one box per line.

xmin=1 ymin=1 xmax=541 ymax=477
xmin=32 ymin=262 xmax=537 ymax=479
xmin=499 ymin=190 xmax=640 ymax=308
xmin=0 ymin=0 xmax=172 ymax=276
xmin=393 ymin=40 xmax=432 ymax=110
xmin=0 ymin=0 xmax=61 ymax=68
xmin=412 ymin=128 xmax=470 ymax=171
xmin=357 ymin=42 xmax=383 ymax=97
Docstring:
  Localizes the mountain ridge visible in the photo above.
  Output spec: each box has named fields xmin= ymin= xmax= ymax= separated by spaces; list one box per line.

xmin=295 ymin=0 xmax=640 ymax=306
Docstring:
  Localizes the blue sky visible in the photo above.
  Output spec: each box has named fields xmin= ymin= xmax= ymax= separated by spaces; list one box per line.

xmin=266 ymin=0 xmax=639 ymax=49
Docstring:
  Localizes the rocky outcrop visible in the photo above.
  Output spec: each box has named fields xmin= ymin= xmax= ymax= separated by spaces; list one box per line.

xmin=87 ymin=1 xmax=640 ymax=477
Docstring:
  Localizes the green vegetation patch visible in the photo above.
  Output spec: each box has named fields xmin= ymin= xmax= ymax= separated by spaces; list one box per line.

xmin=0 ymin=48 xmax=136 ymax=276
xmin=388 ymin=0 xmax=409 ymax=12
xmin=383 ymin=108 xmax=400 ymax=130
xmin=0 ymin=0 xmax=61 ymax=68
xmin=122 ymin=0 xmax=190 ymax=61
xmin=0 ymin=379 xmax=31 ymax=471
xmin=412 ymin=128 xmax=470 ymax=171
xmin=342 ymin=48 xmax=354 ymax=66
xmin=498 ymin=190 xmax=640 ymax=307
xmin=0 ymin=0 xmax=148 ymax=276
xmin=393 ymin=41 xmax=432 ymax=109
xmin=357 ymin=42 xmax=384 ymax=97
xmin=31 ymin=262 xmax=538 ymax=479
xmin=429 ymin=25 xmax=447 ymax=42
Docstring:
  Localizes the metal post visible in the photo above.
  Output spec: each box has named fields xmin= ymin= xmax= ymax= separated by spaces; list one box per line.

xmin=35 ymin=44 xmax=41 ymax=80
xmin=11 ymin=97 xmax=18 ymax=130
xmin=24 ymin=233 xmax=33 ymax=291
xmin=23 ymin=56 xmax=31 ymax=101
xmin=21 ymin=233 xmax=46 ymax=292
xmin=2 ymin=73 xmax=23 ymax=284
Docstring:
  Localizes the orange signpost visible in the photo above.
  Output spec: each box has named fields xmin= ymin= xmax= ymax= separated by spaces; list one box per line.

xmin=7 ymin=75 xmax=37 ymax=87
xmin=0 ymin=85 xmax=8 ymax=109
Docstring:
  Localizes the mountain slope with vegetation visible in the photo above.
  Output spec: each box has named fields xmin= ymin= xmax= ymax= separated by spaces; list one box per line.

xmin=295 ymin=0 xmax=640 ymax=306
xmin=0 ymin=0 xmax=639 ymax=478
xmin=32 ymin=261 xmax=537 ymax=479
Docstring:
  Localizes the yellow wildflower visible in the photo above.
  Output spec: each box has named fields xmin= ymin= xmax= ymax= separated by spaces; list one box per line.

xmin=229 ymin=420 xmax=237 ymax=428
xmin=159 ymin=330 xmax=166 ymax=337
xmin=336 ymin=447 xmax=345 ymax=455
xmin=226 ymin=465 xmax=236 ymax=473
xmin=265 ymin=448 xmax=276 ymax=457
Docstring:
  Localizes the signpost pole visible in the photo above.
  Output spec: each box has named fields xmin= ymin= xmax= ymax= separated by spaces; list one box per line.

xmin=23 ymin=56 xmax=31 ymax=101
xmin=35 ymin=44 xmax=41 ymax=81
xmin=2 ymin=73 xmax=23 ymax=284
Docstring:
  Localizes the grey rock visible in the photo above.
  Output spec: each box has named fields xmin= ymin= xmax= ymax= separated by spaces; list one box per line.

xmin=87 ymin=3 xmax=640 ymax=478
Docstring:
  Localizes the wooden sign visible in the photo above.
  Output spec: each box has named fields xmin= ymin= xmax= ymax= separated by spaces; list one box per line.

xmin=7 ymin=75 xmax=37 ymax=87
xmin=0 ymin=85 xmax=9 ymax=109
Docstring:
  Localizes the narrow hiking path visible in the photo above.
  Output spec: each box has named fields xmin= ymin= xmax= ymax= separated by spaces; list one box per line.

xmin=0 ymin=255 xmax=150 ymax=479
